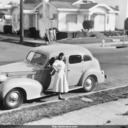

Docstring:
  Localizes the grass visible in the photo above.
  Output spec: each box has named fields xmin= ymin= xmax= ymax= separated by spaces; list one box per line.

xmin=58 ymin=36 xmax=128 ymax=44
xmin=0 ymin=86 xmax=128 ymax=125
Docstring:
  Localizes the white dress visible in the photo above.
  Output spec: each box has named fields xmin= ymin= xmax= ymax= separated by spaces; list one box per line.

xmin=52 ymin=60 xmax=69 ymax=93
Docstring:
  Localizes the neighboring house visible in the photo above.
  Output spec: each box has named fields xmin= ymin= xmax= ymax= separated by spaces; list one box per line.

xmin=11 ymin=0 xmax=119 ymax=38
xmin=49 ymin=0 xmax=119 ymax=32
xmin=0 ymin=4 xmax=12 ymax=32
xmin=11 ymin=3 xmax=39 ymax=32
xmin=95 ymin=0 xmax=127 ymax=30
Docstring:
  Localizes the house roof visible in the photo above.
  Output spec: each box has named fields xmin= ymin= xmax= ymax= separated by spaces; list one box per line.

xmin=79 ymin=2 xmax=97 ymax=9
xmin=110 ymin=6 xmax=119 ymax=11
xmin=14 ymin=0 xmax=119 ymax=14
xmin=50 ymin=1 xmax=78 ymax=9
xmin=23 ymin=3 xmax=40 ymax=10
xmin=49 ymin=0 xmax=77 ymax=4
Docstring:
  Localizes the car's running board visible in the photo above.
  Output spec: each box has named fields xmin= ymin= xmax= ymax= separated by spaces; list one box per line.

xmin=69 ymin=86 xmax=83 ymax=91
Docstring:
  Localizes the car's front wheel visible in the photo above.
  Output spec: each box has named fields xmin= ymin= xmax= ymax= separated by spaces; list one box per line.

xmin=83 ymin=76 xmax=97 ymax=92
xmin=3 ymin=89 xmax=24 ymax=109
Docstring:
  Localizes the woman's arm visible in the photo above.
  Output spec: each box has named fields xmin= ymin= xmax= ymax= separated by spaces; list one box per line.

xmin=52 ymin=60 xmax=59 ymax=72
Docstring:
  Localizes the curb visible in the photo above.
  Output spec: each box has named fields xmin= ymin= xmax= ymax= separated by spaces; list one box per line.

xmin=1 ymin=84 xmax=128 ymax=116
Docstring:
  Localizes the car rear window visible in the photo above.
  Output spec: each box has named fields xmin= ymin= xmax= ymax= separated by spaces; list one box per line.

xmin=83 ymin=55 xmax=92 ymax=61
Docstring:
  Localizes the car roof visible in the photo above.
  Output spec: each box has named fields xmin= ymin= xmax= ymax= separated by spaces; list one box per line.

xmin=32 ymin=43 xmax=92 ymax=57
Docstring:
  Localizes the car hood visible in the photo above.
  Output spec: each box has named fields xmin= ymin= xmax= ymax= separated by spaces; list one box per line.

xmin=0 ymin=61 xmax=39 ymax=73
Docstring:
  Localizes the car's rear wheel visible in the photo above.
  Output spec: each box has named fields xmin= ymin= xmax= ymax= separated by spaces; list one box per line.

xmin=3 ymin=89 xmax=24 ymax=109
xmin=83 ymin=76 xmax=97 ymax=92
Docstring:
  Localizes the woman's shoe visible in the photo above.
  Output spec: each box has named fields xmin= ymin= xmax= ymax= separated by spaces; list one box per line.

xmin=58 ymin=97 xmax=65 ymax=100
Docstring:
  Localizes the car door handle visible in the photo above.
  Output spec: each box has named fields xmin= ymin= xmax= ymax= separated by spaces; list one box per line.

xmin=68 ymin=69 xmax=70 ymax=71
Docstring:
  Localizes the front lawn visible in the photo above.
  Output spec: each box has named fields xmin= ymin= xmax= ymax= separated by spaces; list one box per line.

xmin=0 ymin=86 xmax=128 ymax=125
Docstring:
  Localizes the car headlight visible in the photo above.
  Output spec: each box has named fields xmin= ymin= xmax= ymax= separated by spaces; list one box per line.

xmin=0 ymin=73 xmax=8 ymax=82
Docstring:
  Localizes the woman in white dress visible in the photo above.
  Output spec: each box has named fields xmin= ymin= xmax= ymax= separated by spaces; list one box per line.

xmin=52 ymin=53 xmax=69 ymax=100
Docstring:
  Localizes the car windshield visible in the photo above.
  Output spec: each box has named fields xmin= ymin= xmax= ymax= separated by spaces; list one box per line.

xmin=26 ymin=51 xmax=47 ymax=65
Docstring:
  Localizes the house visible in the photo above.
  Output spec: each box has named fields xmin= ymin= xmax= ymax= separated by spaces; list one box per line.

xmin=11 ymin=0 xmax=119 ymax=38
xmin=48 ymin=0 xmax=119 ymax=32
xmin=0 ymin=4 xmax=12 ymax=32
xmin=94 ymin=0 xmax=127 ymax=30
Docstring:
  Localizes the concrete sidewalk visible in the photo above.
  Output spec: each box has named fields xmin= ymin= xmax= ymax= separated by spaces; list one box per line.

xmin=26 ymin=98 xmax=128 ymax=125
xmin=0 ymin=34 xmax=128 ymax=49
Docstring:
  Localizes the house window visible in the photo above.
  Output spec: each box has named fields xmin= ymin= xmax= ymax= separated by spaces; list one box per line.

xmin=51 ymin=14 xmax=57 ymax=20
xmin=66 ymin=14 xmax=77 ymax=23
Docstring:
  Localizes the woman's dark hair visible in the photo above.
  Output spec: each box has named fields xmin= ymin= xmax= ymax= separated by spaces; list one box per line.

xmin=58 ymin=52 xmax=64 ymax=60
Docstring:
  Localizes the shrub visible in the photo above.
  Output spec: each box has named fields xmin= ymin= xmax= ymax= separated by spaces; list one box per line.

xmin=104 ymin=31 xmax=123 ymax=37
xmin=124 ymin=18 xmax=128 ymax=30
xmin=29 ymin=27 xmax=39 ymax=39
xmin=3 ymin=25 xmax=12 ymax=34
xmin=83 ymin=20 xmax=94 ymax=31
xmin=29 ymin=27 xmax=36 ymax=38
xmin=56 ymin=32 xmax=68 ymax=40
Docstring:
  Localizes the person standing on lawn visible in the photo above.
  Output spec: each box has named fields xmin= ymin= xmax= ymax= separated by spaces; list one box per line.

xmin=52 ymin=52 xmax=69 ymax=100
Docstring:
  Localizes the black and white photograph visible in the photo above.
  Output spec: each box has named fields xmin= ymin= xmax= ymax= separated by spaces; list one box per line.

xmin=0 ymin=0 xmax=127 ymax=127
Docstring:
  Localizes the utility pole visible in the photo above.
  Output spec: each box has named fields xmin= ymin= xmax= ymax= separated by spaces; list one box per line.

xmin=20 ymin=0 xmax=24 ymax=43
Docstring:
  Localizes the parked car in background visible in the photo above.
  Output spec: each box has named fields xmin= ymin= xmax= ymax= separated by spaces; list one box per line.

xmin=0 ymin=44 xmax=106 ymax=109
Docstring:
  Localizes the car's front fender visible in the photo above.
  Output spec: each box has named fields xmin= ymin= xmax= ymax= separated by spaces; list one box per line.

xmin=0 ymin=78 xmax=43 ymax=100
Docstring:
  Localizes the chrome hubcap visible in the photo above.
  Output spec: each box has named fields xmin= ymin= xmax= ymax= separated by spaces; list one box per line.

xmin=85 ymin=78 xmax=93 ymax=89
xmin=8 ymin=92 xmax=20 ymax=106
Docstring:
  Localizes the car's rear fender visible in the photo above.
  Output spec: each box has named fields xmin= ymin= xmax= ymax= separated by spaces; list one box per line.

xmin=0 ymin=78 xmax=43 ymax=100
xmin=80 ymin=69 xmax=105 ymax=85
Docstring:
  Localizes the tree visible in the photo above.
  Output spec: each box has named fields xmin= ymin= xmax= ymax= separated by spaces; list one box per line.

xmin=124 ymin=18 xmax=128 ymax=35
xmin=124 ymin=18 xmax=128 ymax=30
xmin=83 ymin=20 xmax=94 ymax=31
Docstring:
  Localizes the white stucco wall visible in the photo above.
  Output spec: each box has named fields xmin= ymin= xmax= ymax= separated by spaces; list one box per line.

xmin=12 ymin=7 xmax=37 ymax=31
xmin=57 ymin=4 xmax=117 ymax=32
xmin=95 ymin=0 xmax=128 ymax=29
xmin=38 ymin=4 xmax=58 ymax=38
xmin=58 ymin=12 xmax=67 ymax=31
xmin=58 ymin=11 xmax=84 ymax=32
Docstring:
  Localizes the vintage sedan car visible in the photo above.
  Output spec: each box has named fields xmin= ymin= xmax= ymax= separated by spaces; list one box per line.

xmin=0 ymin=44 xmax=106 ymax=109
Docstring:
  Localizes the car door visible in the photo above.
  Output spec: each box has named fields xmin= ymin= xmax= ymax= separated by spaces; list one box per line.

xmin=67 ymin=54 xmax=83 ymax=86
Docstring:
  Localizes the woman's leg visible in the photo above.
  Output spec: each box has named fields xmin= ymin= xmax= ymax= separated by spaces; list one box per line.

xmin=58 ymin=92 xmax=65 ymax=100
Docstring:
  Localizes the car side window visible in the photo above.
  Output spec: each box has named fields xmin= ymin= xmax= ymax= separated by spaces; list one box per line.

xmin=83 ymin=55 xmax=92 ymax=62
xmin=69 ymin=55 xmax=82 ymax=64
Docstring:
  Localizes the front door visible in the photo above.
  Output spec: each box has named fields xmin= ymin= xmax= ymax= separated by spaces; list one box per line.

xmin=67 ymin=54 xmax=83 ymax=86
xmin=94 ymin=15 xmax=105 ymax=31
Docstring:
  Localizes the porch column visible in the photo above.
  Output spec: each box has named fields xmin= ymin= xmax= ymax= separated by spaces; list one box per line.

xmin=104 ymin=14 xmax=108 ymax=31
xmin=35 ymin=13 xmax=38 ymax=30
xmin=88 ymin=14 xmax=91 ymax=20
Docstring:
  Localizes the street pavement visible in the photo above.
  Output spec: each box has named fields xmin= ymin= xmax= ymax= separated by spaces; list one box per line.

xmin=26 ymin=98 xmax=128 ymax=125
xmin=0 ymin=34 xmax=128 ymax=125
